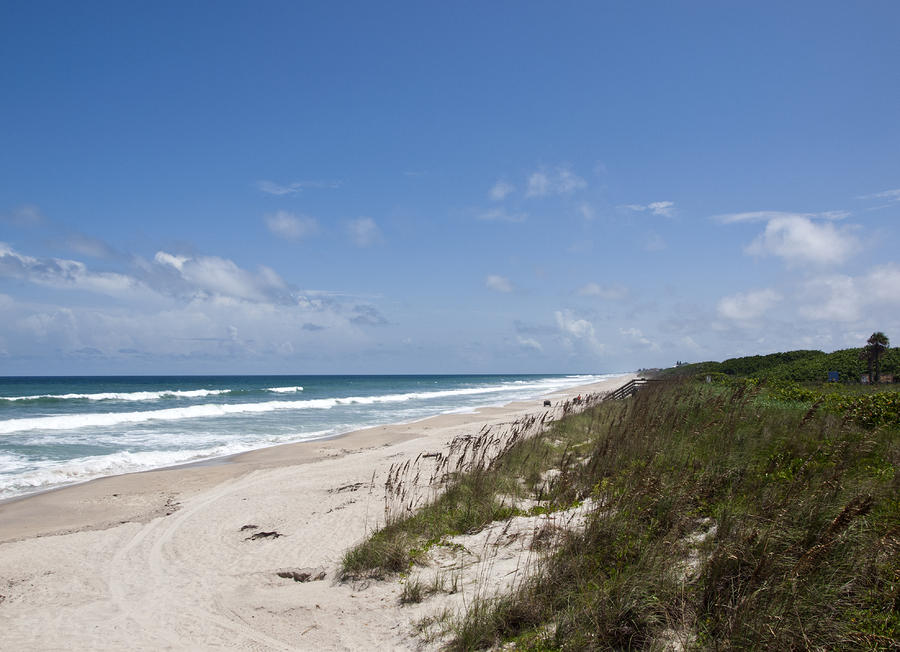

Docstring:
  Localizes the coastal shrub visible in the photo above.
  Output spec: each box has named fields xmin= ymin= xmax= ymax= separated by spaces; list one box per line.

xmin=447 ymin=380 xmax=899 ymax=650
xmin=765 ymin=380 xmax=900 ymax=428
xmin=659 ymin=346 xmax=900 ymax=384
xmin=339 ymin=378 xmax=898 ymax=647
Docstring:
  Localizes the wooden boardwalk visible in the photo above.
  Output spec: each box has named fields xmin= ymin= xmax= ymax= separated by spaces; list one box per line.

xmin=605 ymin=377 xmax=664 ymax=401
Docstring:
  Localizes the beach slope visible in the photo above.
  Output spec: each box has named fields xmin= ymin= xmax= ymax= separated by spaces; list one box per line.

xmin=0 ymin=375 xmax=631 ymax=650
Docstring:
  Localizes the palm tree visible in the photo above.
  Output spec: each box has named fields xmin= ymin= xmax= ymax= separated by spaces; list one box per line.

xmin=861 ymin=332 xmax=890 ymax=383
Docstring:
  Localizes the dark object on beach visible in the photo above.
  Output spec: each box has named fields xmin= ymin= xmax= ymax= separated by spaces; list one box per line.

xmin=246 ymin=530 xmax=283 ymax=540
xmin=163 ymin=496 xmax=180 ymax=516
xmin=240 ymin=524 xmax=259 ymax=531
xmin=328 ymin=482 xmax=367 ymax=494
xmin=543 ymin=400 xmax=551 ymax=407
xmin=276 ymin=567 xmax=327 ymax=582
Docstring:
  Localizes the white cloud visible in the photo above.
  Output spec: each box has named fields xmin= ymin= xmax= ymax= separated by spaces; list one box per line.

xmin=716 ymin=209 xmax=860 ymax=267
xmin=1 ymin=204 xmax=45 ymax=227
xmin=525 ymin=166 xmax=586 ymax=198
xmin=578 ymin=283 xmax=628 ymax=300
xmin=155 ymin=251 xmax=289 ymax=303
xmin=714 ymin=210 xmax=849 ymax=224
xmin=65 ymin=234 xmax=117 ymax=259
xmin=680 ymin=335 xmax=701 ymax=352
xmin=0 ymin=243 xmax=393 ymax=368
xmin=257 ymin=265 xmax=287 ymax=290
xmin=865 ymin=263 xmax=900 ymax=303
xmin=858 ymin=188 xmax=900 ymax=202
xmin=555 ymin=309 xmax=603 ymax=354
xmin=516 ymin=336 xmax=543 ymax=352
xmin=797 ymin=276 xmax=861 ymax=322
xmin=648 ymin=201 xmax=675 ymax=217
xmin=556 ymin=310 xmax=594 ymax=339
xmin=556 ymin=167 xmax=587 ymax=194
xmin=258 ymin=180 xmax=303 ymax=196
xmin=526 ymin=172 xmax=550 ymax=198
xmin=625 ymin=201 xmax=675 ymax=217
xmin=346 ymin=217 xmax=383 ymax=247
xmin=154 ymin=251 xmax=189 ymax=271
xmin=798 ymin=263 xmax=900 ymax=322
xmin=717 ymin=288 xmax=782 ymax=321
xmin=3 ymin=293 xmax=370 ymax=364
xmin=620 ymin=327 xmax=659 ymax=350
xmin=265 ymin=211 xmax=319 ymax=240
xmin=489 ymin=180 xmax=514 ymax=201
xmin=485 ymin=275 xmax=513 ymax=293
xmin=0 ymin=242 xmax=141 ymax=297
xmin=744 ymin=215 xmax=859 ymax=266
xmin=477 ymin=208 xmax=527 ymax=223
xmin=257 ymin=179 xmax=341 ymax=195
xmin=350 ymin=304 xmax=388 ymax=325
xmin=578 ymin=202 xmax=596 ymax=220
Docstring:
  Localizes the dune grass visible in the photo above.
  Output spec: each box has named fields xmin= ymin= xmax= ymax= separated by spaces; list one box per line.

xmin=450 ymin=381 xmax=899 ymax=650
xmin=340 ymin=381 xmax=899 ymax=649
xmin=339 ymin=402 xmax=603 ymax=580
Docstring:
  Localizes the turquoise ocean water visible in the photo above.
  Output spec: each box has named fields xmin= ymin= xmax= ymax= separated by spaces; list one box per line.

xmin=0 ymin=374 xmax=618 ymax=499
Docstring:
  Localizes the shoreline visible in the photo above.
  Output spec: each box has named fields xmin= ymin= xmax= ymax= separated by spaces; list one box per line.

xmin=0 ymin=373 xmax=634 ymax=651
xmin=0 ymin=374 xmax=631 ymax=543
xmin=0 ymin=374 xmax=616 ymax=504
xmin=0 ymin=372 xmax=631 ymax=506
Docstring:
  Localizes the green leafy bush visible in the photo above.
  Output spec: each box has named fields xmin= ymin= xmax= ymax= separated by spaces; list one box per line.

xmin=765 ymin=380 xmax=900 ymax=427
xmin=660 ymin=347 xmax=900 ymax=384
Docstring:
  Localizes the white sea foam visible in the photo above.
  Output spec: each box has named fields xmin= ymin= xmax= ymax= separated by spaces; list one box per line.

xmin=0 ymin=452 xmax=24 ymax=473
xmin=0 ymin=388 xmax=232 ymax=402
xmin=0 ymin=376 xmax=610 ymax=435
xmin=0 ymin=374 xmax=626 ymax=499
xmin=0 ymin=429 xmax=336 ymax=499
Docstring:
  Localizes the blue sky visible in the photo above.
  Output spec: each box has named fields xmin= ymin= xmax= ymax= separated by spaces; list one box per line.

xmin=1 ymin=1 xmax=898 ymax=374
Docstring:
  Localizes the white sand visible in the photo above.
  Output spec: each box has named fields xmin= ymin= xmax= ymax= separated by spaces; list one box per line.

xmin=0 ymin=374 xmax=633 ymax=650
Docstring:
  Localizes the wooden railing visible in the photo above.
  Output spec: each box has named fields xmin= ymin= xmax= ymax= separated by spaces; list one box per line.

xmin=605 ymin=377 xmax=663 ymax=401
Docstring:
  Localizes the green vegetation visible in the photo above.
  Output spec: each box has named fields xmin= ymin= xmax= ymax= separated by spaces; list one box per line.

xmin=450 ymin=381 xmax=899 ymax=650
xmin=766 ymin=381 xmax=900 ymax=428
xmin=657 ymin=343 xmax=900 ymax=384
xmin=401 ymin=572 xmax=461 ymax=604
xmin=341 ymin=355 xmax=899 ymax=649
xmin=339 ymin=407 xmax=603 ymax=580
xmin=862 ymin=332 xmax=892 ymax=384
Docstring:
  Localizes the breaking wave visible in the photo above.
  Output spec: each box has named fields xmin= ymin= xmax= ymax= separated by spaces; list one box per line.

xmin=0 ymin=378 xmax=598 ymax=435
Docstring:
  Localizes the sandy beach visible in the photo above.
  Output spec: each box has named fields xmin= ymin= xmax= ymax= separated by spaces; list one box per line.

xmin=0 ymin=374 xmax=632 ymax=650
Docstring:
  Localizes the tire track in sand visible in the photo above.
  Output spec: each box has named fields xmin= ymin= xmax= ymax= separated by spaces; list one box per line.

xmin=106 ymin=472 xmax=298 ymax=650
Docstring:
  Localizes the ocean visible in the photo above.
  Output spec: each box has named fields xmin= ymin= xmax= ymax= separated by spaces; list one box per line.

xmin=0 ymin=373 xmax=617 ymax=499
